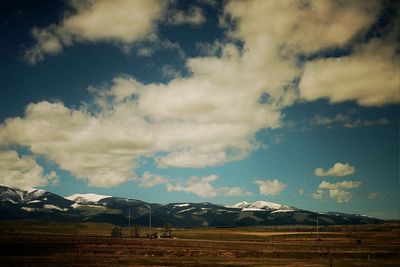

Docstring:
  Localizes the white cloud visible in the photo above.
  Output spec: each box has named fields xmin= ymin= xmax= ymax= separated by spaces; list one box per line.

xmin=24 ymin=0 xmax=167 ymax=64
xmin=135 ymin=35 xmax=185 ymax=58
xmin=139 ymin=172 xmax=251 ymax=196
xmin=166 ymin=174 xmax=251 ymax=198
xmin=254 ymin=179 xmax=286 ymax=196
xmin=139 ymin=171 xmax=169 ymax=188
xmin=1 ymin=48 xmax=285 ymax=186
xmin=0 ymin=150 xmax=58 ymax=189
xmin=313 ymin=114 xmax=389 ymax=128
xmin=343 ymin=118 xmax=389 ymax=128
xmin=298 ymin=188 xmax=304 ymax=195
xmin=5 ymin=0 xmax=395 ymax=188
xmin=318 ymin=180 xmax=361 ymax=190
xmin=329 ymin=189 xmax=352 ymax=203
xmin=315 ymin=163 xmax=355 ymax=177
xmin=225 ymin=0 xmax=397 ymax=107
xmin=24 ymin=0 xmax=396 ymax=110
xmin=223 ymin=0 xmax=398 ymax=109
xmin=300 ymin=39 xmax=400 ymax=106
xmin=224 ymin=0 xmax=381 ymax=54
xmin=167 ymin=6 xmax=206 ymax=26
xmin=314 ymin=180 xmax=361 ymax=203
xmin=155 ymin=149 xmax=244 ymax=169
xmin=311 ymin=189 xmax=324 ymax=200
xmin=0 ymin=101 xmax=146 ymax=187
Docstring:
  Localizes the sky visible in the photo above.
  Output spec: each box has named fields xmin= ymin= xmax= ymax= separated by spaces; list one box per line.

xmin=0 ymin=0 xmax=399 ymax=220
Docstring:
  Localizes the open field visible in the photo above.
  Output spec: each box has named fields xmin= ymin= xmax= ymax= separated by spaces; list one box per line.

xmin=0 ymin=221 xmax=399 ymax=266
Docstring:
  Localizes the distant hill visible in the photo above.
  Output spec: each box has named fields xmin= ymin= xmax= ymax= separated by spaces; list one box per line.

xmin=0 ymin=184 xmax=382 ymax=227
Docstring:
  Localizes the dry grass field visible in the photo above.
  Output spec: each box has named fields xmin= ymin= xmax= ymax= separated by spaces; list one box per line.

xmin=0 ymin=221 xmax=399 ymax=266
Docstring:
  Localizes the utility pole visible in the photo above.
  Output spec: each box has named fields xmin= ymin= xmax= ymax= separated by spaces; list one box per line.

xmin=317 ymin=215 xmax=320 ymax=240
xmin=128 ymin=208 xmax=131 ymax=229
xmin=144 ymin=204 xmax=151 ymax=234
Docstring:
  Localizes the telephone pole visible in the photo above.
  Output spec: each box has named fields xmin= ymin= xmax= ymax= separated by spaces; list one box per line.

xmin=144 ymin=204 xmax=151 ymax=233
xmin=128 ymin=208 xmax=131 ymax=229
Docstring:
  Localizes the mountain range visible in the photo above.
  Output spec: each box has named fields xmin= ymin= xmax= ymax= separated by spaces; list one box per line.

xmin=0 ymin=184 xmax=382 ymax=227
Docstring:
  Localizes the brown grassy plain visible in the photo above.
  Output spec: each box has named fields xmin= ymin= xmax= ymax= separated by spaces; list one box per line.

xmin=0 ymin=221 xmax=399 ymax=266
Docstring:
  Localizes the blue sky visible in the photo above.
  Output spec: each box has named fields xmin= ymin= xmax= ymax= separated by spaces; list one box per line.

xmin=0 ymin=0 xmax=399 ymax=219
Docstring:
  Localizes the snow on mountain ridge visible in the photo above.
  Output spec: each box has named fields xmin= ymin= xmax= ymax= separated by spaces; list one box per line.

xmin=173 ymin=203 xmax=190 ymax=208
xmin=228 ymin=200 xmax=295 ymax=211
xmin=26 ymin=188 xmax=46 ymax=195
xmin=65 ymin=193 xmax=111 ymax=203
xmin=231 ymin=201 xmax=249 ymax=208
xmin=0 ymin=186 xmax=49 ymax=204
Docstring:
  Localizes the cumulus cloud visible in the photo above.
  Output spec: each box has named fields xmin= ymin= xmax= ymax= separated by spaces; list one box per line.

xmin=166 ymin=174 xmax=251 ymax=197
xmin=311 ymin=189 xmax=324 ymax=200
xmin=315 ymin=163 xmax=355 ymax=177
xmin=0 ymin=150 xmax=58 ymax=189
xmin=300 ymin=39 xmax=400 ymax=106
xmin=313 ymin=180 xmax=361 ymax=203
xmin=6 ymin=0 xmax=396 ymax=188
xmin=1 ymin=44 xmax=286 ymax=187
xmin=139 ymin=171 xmax=169 ymax=188
xmin=224 ymin=0 xmax=380 ymax=54
xmin=24 ymin=0 xmax=167 ymax=64
xmin=329 ymin=189 xmax=352 ymax=203
xmin=254 ymin=179 xmax=287 ymax=196
xmin=224 ymin=0 xmax=399 ymax=108
xmin=24 ymin=0 xmax=397 ymax=109
xmin=166 ymin=6 xmax=206 ymax=26
xmin=0 ymin=101 xmax=146 ymax=187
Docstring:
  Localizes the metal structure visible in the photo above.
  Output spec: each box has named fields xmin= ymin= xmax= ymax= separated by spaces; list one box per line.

xmin=144 ymin=204 xmax=151 ymax=233
xmin=128 ymin=208 xmax=131 ymax=229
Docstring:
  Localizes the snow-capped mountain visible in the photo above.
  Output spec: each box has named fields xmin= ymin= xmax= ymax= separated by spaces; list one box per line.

xmin=0 ymin=185 xmax=74 ymax=218
xmin=228 ymin=201 xmax=296 ymax=212
xmin=0 ymin=185 xmax=72 ymax=208
xmin=0 ymin=184 xmax=383 ymax=226
xmin=65 ymin=193 xmax=111 ymax=204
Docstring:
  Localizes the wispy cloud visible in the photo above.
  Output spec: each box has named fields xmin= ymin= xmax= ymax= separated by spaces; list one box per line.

xmin=166 ymin=6 xmax=206 ymax=26
xmin=318 ymin=180 xmax=361 ymax=190
xmin=139 ymin=172 xmax=169 ymax=188
xmin=166 ymin=175 xmax=252 ymax=198
xmin=368 ymin=192 xmax=380 ymax=200
xmin=313 ymin=114 xmax=389 ymax=129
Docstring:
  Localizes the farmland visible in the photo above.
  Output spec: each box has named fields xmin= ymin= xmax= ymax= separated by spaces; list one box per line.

xmin=0 ymin=221 xmax=399 ymax=266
